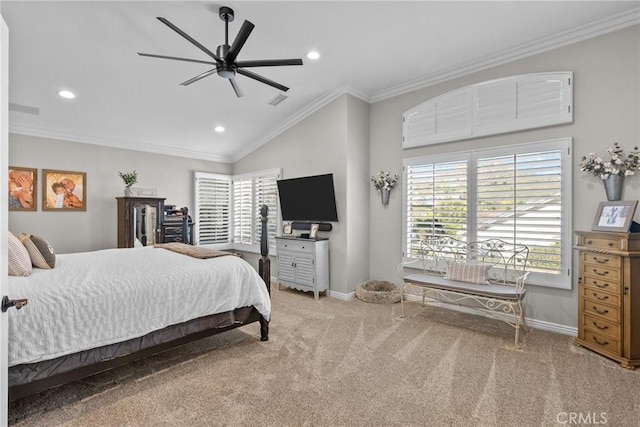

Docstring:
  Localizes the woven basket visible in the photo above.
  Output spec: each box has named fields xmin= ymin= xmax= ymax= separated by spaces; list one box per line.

xmin=355 ymin=280 xmax=401 ymax=304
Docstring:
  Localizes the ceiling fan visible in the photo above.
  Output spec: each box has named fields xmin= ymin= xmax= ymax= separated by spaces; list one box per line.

xmin=138 ymin=6 xmax=303 ymax=98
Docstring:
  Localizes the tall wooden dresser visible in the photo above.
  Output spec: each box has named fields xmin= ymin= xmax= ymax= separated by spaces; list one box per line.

xmin=574 ymin=231 xmax=640 ymax=369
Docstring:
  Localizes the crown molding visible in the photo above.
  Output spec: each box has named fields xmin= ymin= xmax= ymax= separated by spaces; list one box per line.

xmin=235 ymin=9 xmax=638 ymax=160
xmin=9 ymin=122 xmax=233 ymax=163
xmin=231 ymin=83 xmax=369 ymax=162
xmin=9 ymin=10 xmax=638 ymax=163
xmin=370 ymin=7 xmax=640 ymax=102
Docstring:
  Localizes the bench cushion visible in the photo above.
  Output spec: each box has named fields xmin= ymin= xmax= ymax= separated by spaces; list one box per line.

xmin=404 ymin=273 xmax=525 ymax=300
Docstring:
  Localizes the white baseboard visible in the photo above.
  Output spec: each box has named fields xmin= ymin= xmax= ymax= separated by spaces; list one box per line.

xmin=525 ymin=318 xmax=577 ymax=336
xmin=329 ymin=290 xmax=355 ymax=300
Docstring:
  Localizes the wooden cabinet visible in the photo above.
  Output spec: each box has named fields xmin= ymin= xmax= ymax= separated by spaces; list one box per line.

xmin=574 ymin=231 xmax=640 ymax=369
xmin=117 ymin=197 xmax=165 ymax=248
xmin=276 ymin=237 xmax=329 ymax=300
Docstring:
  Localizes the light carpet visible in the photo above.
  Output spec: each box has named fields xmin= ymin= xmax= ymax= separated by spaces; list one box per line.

xmin=9 ymin=287 xmax=640 ymax=426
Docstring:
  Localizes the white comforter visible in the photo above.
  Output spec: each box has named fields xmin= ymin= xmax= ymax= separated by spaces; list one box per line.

xmin=6 ymin=246 xmax=271 ymax=366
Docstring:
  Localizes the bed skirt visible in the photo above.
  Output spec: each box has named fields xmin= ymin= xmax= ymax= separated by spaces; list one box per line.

xmin=9 ymin=306 xmax=264 ymax=400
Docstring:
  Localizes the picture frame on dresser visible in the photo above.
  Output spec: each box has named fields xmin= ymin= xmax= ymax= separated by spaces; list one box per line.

xmin=592 ymin=200 xmax=638 ymax=232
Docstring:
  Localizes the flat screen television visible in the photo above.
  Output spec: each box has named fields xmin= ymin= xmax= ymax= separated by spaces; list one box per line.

xmin=277 ymin=173 xmax=338 ymax=222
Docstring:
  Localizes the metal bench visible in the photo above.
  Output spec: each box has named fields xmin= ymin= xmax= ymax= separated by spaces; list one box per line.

xmin=398 ymin=237 xmax=529 ymax=348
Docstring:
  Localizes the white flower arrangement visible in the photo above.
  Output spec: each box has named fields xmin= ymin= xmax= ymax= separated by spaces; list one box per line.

xmin=579 ymin=143 xmax=640 ymax=180
xmin=371 ymin=170 xmax=399 ymax=191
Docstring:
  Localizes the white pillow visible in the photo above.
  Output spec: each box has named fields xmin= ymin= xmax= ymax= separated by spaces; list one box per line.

xmin=445 ymin=261 xmax=490 ymax=284
xmin=8 ymin=232 xmax=32 ymax=276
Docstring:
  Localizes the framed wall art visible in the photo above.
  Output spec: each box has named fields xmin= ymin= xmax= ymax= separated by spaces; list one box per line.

xmin=592 ymin=200 xmax=638 ymax=232
xmin=8 ymin=166 xmax=37 ymax=211
xmin=42 ymin=169 xmax=86 ymax=211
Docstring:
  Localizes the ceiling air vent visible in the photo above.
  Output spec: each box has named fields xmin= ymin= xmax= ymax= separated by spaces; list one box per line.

xmin=9 ymin=103 xmax=40 ymax=116
xmin=268 ymin=94 xmax=288 ymax=107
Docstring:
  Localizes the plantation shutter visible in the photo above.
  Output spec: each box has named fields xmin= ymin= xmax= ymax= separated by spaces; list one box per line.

xmin=233 ymin=177 xmax=253 ymax=245
xmin=253 ymin=172 xmax=280 ymax=249
xmin=403 ymin=88 xmax=472 ymax=148
xmin=194 ymin=173 xmax=230 ymax=245
xmin=403 ymin=72 xmax=572 ymax=148
xmin=403 ymin=138 xmax=571 ymax=288
xmin=476 ymin=149 xmax=563 ymax=274
xmin=405 ymin=159 xmax=468 ymax=258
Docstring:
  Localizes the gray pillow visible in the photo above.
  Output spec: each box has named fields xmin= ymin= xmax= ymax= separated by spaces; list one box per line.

xmin=19 ymin=233 xmax=56 ymax=269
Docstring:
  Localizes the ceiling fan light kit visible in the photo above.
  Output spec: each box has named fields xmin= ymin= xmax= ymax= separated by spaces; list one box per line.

xmin=138 ymin=6 xmax=303 ymax=98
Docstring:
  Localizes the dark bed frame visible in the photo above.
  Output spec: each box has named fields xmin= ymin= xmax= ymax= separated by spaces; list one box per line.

xmin=9 ymin=305 xmax=269 ymax=401
xmin=9 ymin=208 xmax=273 ymax=401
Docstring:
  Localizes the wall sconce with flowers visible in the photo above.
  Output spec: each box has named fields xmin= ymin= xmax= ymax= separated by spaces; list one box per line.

xmin=579 ymin=142 xmax=640 ymax=201
xmin=371 ymin=170 xmax=399 ymax=206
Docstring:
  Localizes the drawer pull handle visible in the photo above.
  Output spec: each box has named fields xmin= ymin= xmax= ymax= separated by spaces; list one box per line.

xmin=593 ymin=282 xmax=609 ymax=289
xmin=592 ymin=321 xmax=609 ymax=331
xmin=592 ymin=306 xmax=609 ymax=315
xmin=586 ymin=240 xmax=593 ymax=244
xmin=593 ymin=269 xmax=609 ymax=276
xmin=593 ymin=293 xmax=609 ymax=301
xmin=608 ymin=242 xmax=614 ymax=247
xmin=592 ymin=336 xmax=609 ymax=346
xmin=592 ymin=257 xmax=609 ymax=264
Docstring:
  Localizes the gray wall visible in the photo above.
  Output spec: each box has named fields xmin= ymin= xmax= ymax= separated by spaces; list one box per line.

xmin=369 ymin=25 xmax=640 ymax=328
xmin=8 ymin=25 xmax=638 ymax=328
xmin=234 ymin=94 xmax=371 ymax=295
xmin=345 ymin=95 xmax=371 ymax=290
xmin=233 ymin=95 xmax=349 ymax=293
xmin=9 ymin=133 xmax=230 ymax=253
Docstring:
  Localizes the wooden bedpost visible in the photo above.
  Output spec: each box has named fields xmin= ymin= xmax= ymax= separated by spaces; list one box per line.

xmin=259 ymin=204 xmax=270 ymax=341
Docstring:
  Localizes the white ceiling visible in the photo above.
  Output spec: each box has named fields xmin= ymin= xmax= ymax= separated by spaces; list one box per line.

xmin=3 ymin=1 xmax=639 ymax=163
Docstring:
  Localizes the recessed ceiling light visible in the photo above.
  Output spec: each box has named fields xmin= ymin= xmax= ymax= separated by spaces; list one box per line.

xmin=306 ymin=51 xmax=320 ymax=60
xmin=214 ymin=126 xmax=225 ymax=133
xmin=57 ymin=90 xmax=76 ymax=99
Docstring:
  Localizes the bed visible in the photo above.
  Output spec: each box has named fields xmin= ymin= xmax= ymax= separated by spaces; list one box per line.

xmin=6 ymin=244 xmax=271 ymax=400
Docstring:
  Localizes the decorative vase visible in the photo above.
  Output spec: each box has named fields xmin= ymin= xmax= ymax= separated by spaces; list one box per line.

xmin=380 ymin=188 xmax=390 ymax=206
xmin=124 ymin=186 xmax=132 ymax=197
xmin=603 ymin=174 xmax=624 ymax=201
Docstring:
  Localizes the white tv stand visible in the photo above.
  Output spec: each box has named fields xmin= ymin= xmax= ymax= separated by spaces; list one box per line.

xmin=275 ymin=236 xmax=329 ymax=300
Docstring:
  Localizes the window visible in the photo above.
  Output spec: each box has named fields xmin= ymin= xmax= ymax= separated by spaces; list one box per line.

xmin=194 ymin=168 xmax=281 ymax=252
xmin=233 ymin=169 xmax=281 ymax=252
xmin=194 ymin=172 xmax=231 ymax=246
xmin=403 ymin=138 xmax=572 ymax=288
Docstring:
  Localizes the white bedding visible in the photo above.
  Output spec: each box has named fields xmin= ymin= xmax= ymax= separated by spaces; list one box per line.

xmin=6 ymin=246 xmax=271 ymax=366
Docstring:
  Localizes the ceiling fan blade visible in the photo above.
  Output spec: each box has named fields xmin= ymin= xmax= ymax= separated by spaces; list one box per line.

xmin=236 ymin=68 xmax=289 ymax=92
xmin=229 ymin=77 xmax=244 ymax=98
xmin=236 ymin=59 xmax=303 ymax=68
xmin=157 ymin=17 xmax=221 ymax=62
xmin=225 ymin=20 xmax=255 ymax=64
xmin=138 ymin=52 xmax=217 ymax=66
xmin=180 ymin=68 xmax=218 ymax=86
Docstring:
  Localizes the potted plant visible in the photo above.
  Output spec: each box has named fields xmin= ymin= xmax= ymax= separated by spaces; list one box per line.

xmin=118 ymin=170 xmax=138 ymax=196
